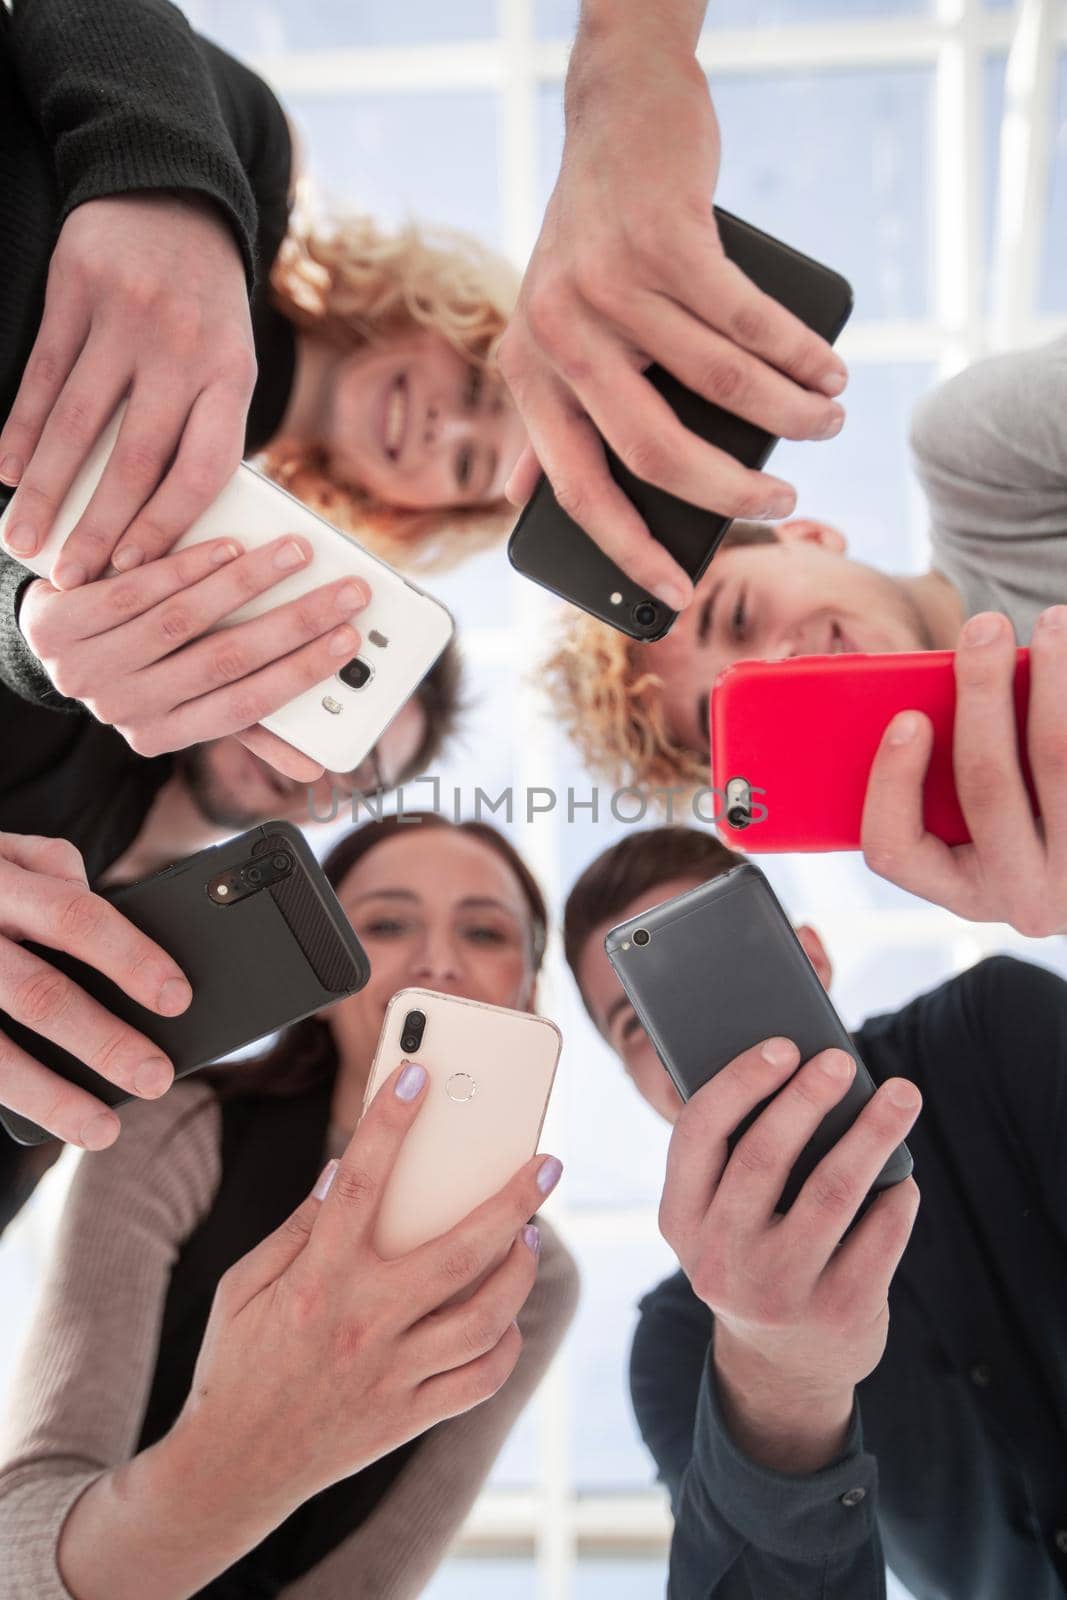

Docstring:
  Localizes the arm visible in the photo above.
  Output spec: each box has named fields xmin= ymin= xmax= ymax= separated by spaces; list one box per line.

xmin=285 ymin=1217 xmax=579 ymax=1599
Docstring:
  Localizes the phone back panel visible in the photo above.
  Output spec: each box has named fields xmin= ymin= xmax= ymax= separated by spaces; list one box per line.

xmin=605 ymin=864 xmax=911 ymax=1211
xmin=711 ymin=649 xmax=1036 ymax=852
xmin=0 ymin=822 xmax=370 ymax=1144
xmin=507 ymin=208 xmax=853 ymax=642
xmin=0 ymin=409 xmax=454 ymax=772
xmin=362 ymin=988 xmax=562 ymax=1258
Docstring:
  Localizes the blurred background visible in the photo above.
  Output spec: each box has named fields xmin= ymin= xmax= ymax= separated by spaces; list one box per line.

xmin=2 ymin=2 xmax=1066 ymax=1596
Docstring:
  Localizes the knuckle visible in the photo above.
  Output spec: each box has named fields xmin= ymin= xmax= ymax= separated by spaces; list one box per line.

xmin=27 ymin=345 xmax=68 ymax=393
xmin=227 ymin=688 xmax=265 ymax=729
xmin=55 ymin=393 xmax=97 ymax=447
xmin=120 ymin=724 xmax=162 ymax=758
xmin=697 ymin=355 xmax=746 ymax=408
xmin=861 ymin=839 xmax=902 ymax=881
xmin=57 ymin=888 xmax=106 ymax=944
xmin=732 ymin=479 xmax=779 ymax=520
xmin=220 ymin=343 xmax=259 ymax=396
xmin=461 ymin=1311 xmax=502 ymax=1360
xmin=106 ymin=577 xmax=150 ymax=620
xmin=296 ymin=598 xmax=329 ymax=640
xmin=178 ymin=454 xmax=227 ymax=505
xmin=284 ymin=1273 xmax=321 ymax=1330
xmin=440 ymin=1242 xmax=481 ymax=1289
xmin=726 ymin=302 xmax=768 ymax=348
xmin=524 ymin=282 xmax=570 ymax=356
xmin=210 ymin=642 xmax=249 ymax=685
xmin=115 ymin=439 xmax=164 ymax=490
xmin=330 ymin=1316 xmax=372 ymax=1369
xmin=732 ymin=1133 xmax=775 ymax=1178
xmin=11 ymin=967 xmax=72 ymax=1028
xmin=332 ymin=1164 xmax=377 ymax=1210
xmin=551 ymin=478 xmax=590 ymax=527
xmin=157 ymin=604 xmax=195 ymax=645
xmin=42 ymin=837 xmax=85 ymax=878
xmin=619 ymin=434 xmax=671 ymax=485
xmin=954 ymin=756 xmax=1004 ymax=810
xmin=807 ymin=1164 xmax=859 ymax=1216
xmin=86 ymin=1026 xmax=134 ymax=1083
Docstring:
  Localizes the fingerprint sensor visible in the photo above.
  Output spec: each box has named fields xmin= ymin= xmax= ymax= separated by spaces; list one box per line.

xmin=446 ymin=1072 xmax=476 ymax=1103
xmin=369 ymin=629 xmax=389 ymax=648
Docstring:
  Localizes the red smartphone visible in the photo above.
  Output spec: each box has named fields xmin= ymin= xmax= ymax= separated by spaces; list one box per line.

xmin=710 ymin=649 xmax=1037 ymax=852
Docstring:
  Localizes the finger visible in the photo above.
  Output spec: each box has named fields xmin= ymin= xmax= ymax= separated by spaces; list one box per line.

xmin=303 ymin=1060 xmax=430 ymax=1264
xmin=501 ymin=355 xmax=694 ymax=611
xmin=658 ymin=1037 xmax=801 ymax=1247
xmin=407 ymin=1227 xmax=540 ymax=1378
xmin=504 ymin=444 xmax=542 ymax=508
xmin=235 ymin=727 xmax=326 ymax=784
xmin=220 ymin=1158 xmax=339 ymax=1311
xmin=860 ymin=711 xmax=964 ymax=911
xmin=785 ymin=1079 xmax=922 ymax=1273
xmin=135 ymin=573 xmax=370 ymax=718
xmin=1024 ymin=607 xmax=1067 ymax=886
xmin=52 ymin=386 xmax=192 ymax=587
xmin=0 ymin=1029 xmax=120 ymax=1149
xmin=818 ymin=1176 xmax=920 ymax=1316
xmin=662 ymin=242 xmax=848 ymax=399
xmin=0 ymin=290 xmax=93 ymax=524
xmin=2 ymin=348 xmax=126 ymax=567
xmin=712 ymin=1047 xmax=860 ymax=1241
xmin=414 ymin=1320 xmax=523 ymax=1427
xmin=399 ymin=1152 xmax=563 ymax=1318
xmin=0 ymin=860 xmax=192 ymax=1015
xmin=951 ymin=613 xmax=1042 ymax=886
xmin=109 ymin=380 xmax=252 ymax=572
xmin=616 ymin=290 xmax=845 ymax=444
xmin=0 ymin=937 xmax=177 ymax=1104
xmin=0 ymin=833 xmax=88 ymax=887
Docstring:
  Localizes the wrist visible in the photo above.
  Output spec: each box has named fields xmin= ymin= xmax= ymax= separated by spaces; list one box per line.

xmin=160 ymin=1408 xmax=302 ymax=1538
xmin=712 ymin=1324 xmax=855 ymax=1475
xmin=566 ymin=4 xmax=706 ymax=121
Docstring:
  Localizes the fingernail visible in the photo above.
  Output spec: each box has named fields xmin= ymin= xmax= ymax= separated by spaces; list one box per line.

xmin=55 ymin=561 xmax=88 ymax=590
xmin=761 ymin=1037 xmax=798 ymax=1068
xmin=886 ymin=1079 xmax=921 ymax=1112
xmin=961 ymin=612 xmax=1002 ymax=647
xmin=522 ymin=1223 xmax=541 ymax=1256
xmin=329 ymin=624 xmax=360 ymax=657
xmin=157 ymin=976 xmax=193 ymax=1015
xmin=0 ymin=454 xmax=22 ymax=484
xmin=819 ymin=370 xmax=847 ymax=397
xmin=111 ymin=547 xmax=143 ymax=572
xmin=1036 ymin=605 xmax=1067 ymax=633
xmin=504 ymin=470 xmax=518 ymax=502
xmin=5 ymin=522 xmax=37 ymax=556
xmin=760 ymin=493 xmax=796 ymax=520
xmin=314 ymin=1158 xmax=339 ymax=1201
xmin=336 ymin=581 xmax=366 ymax=612
xmin=80 ymin=1111 xmax=120 ymax=1151
xmin=134 ymin=1057 xmax=173 ymax=1097
xmin=814 ymin=408 xmax=845 ymax=441
xmin=819 ymin=1050 xmax=854 ymax=1080
xmin=274 ymin=539 xmax=308 ymax=571
xmin=213 ymin=540 xmax=242 ymax=564
xmin=536 ymin=1155 xmax=563 ymax=1196
xmin=652 ymin=581 xmax=690 ymax=613
xmin=888 ymin=711 xmax=920 ymax=745
xmin=395 ymin=1061 xmax=427 ymax=1101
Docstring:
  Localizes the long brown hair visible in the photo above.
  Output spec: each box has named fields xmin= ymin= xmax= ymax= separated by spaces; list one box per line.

xmin=205 ymin=814 xmax=549 ymax=1103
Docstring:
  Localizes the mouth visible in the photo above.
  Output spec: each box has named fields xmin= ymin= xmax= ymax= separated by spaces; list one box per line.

xmin=379 ymin=373 xmax=409 ymax=462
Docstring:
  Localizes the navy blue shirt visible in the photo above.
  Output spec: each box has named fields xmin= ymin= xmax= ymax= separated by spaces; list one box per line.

xmin=630 ymin=956 xmax=1067 ymax=1600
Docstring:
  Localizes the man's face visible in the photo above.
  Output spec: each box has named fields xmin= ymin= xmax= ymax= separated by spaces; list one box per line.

xmin=179 ymin=696 xmax=427 ymax=829
xmin=653 ymin=523 xmax=933 ymax=756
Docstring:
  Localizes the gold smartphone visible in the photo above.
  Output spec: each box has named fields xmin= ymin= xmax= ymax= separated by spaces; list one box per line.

xmin=361 ymin=987 xmax=562 ymax=1260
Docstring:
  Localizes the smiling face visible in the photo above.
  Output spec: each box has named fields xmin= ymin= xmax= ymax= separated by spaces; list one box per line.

xmin=323 ymin=327 xmax=527 ymax=512
xmin=654 ymin=521 xmax=933 ymax=756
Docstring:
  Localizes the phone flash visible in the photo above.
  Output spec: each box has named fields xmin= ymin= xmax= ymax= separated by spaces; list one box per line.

xmin=217 ymin=883 xmax=230 ymax=897
xmin=621 ymin=940 xmax=630 ymax=950
xmin=322 ymin=695 xmax=343 ymax=715
xmin=610 ymin=591 xmax=623 ymax=606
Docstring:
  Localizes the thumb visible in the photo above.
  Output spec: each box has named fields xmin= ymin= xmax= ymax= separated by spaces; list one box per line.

xmin=504 ymin=444 xmax=542 ymax=508
xmin=221 ymin=1159 xmax=339 ymax=1310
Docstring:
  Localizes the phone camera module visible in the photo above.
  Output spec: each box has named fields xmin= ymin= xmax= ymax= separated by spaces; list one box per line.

xmin=400 ymin=1009 xmax=426 ymax=1054
xmin=338 ymin=657 xmax=373 ymax=691
xmin=727 ymin=806 xmax=751 ymax=830
xmin=271 ymin=852 xmax=293 ymax=872
xmin=632 ymin=928 xmax=651 ymax=947
xmin=633 ymin=602 xmax=659 ymax=629
xmin=245 ymin=865 xmax=263 ymax=885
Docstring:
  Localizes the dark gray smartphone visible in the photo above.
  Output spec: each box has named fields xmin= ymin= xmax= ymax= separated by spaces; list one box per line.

xmin=604 ymin=862 xmax=912 ymax=1212
xmin=0 ymin=821 xmax=370 ymax=1145
xmin=507 ymin=207 xmax=854 ymax=643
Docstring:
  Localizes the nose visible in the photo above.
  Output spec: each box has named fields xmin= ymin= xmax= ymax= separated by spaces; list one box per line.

xmin=423 ymin=404 xmax=478 ymax=453
xmin=407 ymin=924 xmax=464 ymax=990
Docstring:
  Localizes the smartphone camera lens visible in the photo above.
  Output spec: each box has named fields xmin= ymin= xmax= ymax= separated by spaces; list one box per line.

xmin=401 ymin=1009 xmax=426 ymax=1054
xmin=727 ymin=806 xmax=751 ymax=830
xmin=271 ymin=852 xmax=292 ymax=872
xmin=338 ymin=657 xmax=372 ymax=691
xmin=632 ymin=928 xmax=650 ymax=946
xmin=633 ymin=602 xmax=659 ymax=629
xmin=245 ymin=865 xmax=263 ymax=885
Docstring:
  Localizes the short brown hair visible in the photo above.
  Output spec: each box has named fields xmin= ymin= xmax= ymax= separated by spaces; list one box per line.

xmin=563 ymin=826 xmax=744 ymax=1012
xmin=540 ymin=522 xmax=781 ymax=796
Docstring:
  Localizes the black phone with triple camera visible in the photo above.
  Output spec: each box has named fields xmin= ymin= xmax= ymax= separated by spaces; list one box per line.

xmin=507 ymin=207 xmax=854 ymax=642
xmin=604 ymin=862 xmax=911 ymax=1213
xmin=0 ymin=822 xmax=370 ymax=1145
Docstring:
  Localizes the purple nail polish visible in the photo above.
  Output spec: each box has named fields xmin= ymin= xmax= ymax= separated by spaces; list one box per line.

xmin=395 ymin=1061 xmax=427 ymax=1101
xmin=522 ymin=1223 xmax=541 ymax=1256
xmin=314 ymin=1159 xmax=338 ymax=1201
xmin=536 ymin=1155 xmax=563 ymax=1196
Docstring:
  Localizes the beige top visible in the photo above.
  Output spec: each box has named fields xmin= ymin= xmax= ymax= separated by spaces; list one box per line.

xmin=0 ymin=1081 xmax=580 ymax=1599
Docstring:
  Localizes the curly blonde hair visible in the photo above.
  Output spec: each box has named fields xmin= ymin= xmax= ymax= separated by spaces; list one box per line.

xmin=260 ymin=209 xmax=521 ymax=574
xmin=541 ymin=522 xmax=781 ymax=798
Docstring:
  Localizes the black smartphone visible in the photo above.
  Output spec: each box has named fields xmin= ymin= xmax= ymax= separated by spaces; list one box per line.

xmin=604 ymin=862 xmax=911 ymax=1213
xmin=0 ymin=821 xmax=370 ymax=1145
xmin=507 ymin=207 xmax=854 ymax=642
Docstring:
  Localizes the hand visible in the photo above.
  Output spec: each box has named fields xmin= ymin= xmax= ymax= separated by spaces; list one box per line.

xmin=861 ymin=608 xmax=1066 ymax=937
xmin=659 ymin=1037 xmax=920 ymax=1471
xmin=172 ymin=1061 xmax=563 ymax=1516
xmin=0 ymin=194 xmax=256 ymax=587
xmin=18 ymin=534 xmax=370 ymax=769
xmin=0 ymin=832 xmax=193 ymax=1148
xmin=497 ymin=23 xmax=848 ymax=612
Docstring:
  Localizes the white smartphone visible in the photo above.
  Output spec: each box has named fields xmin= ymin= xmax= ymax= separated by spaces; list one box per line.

xmin=361 ymin=987 xmax=563 ymax=1260
xmin=0 ymin=407 xmax=455 ymax=772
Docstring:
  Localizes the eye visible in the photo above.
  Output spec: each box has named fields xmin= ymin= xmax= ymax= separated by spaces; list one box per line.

xmin=455 ymin=444 xmax=474 ymax=489
xmin=621 ymin=1010 xmax=643 ymax=1042
xmin=463 ymin=366 xmax=484 ymax=410
xmin=462 ymin=923 xmax=509 ymax=945
xmin=364 ymin=917 xmax=409 ymax=937
xmin=732 ymin=590 xmax=747 ymax=641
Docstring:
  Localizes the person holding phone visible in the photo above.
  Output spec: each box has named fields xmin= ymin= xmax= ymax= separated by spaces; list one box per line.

xmin=545 ymin=334 xmax=1067 ymax=940
xmin=0 ymin=813 xmax=579 ymax=1598
xmin=564 ymin=825 xmax=1067 ymax=1600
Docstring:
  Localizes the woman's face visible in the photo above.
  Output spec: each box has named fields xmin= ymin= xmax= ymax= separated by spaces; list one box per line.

xmin=324 ymin=327 xmax=527 ymax=512
xmin=327 ymin=826 xmax=538 ymax=1071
